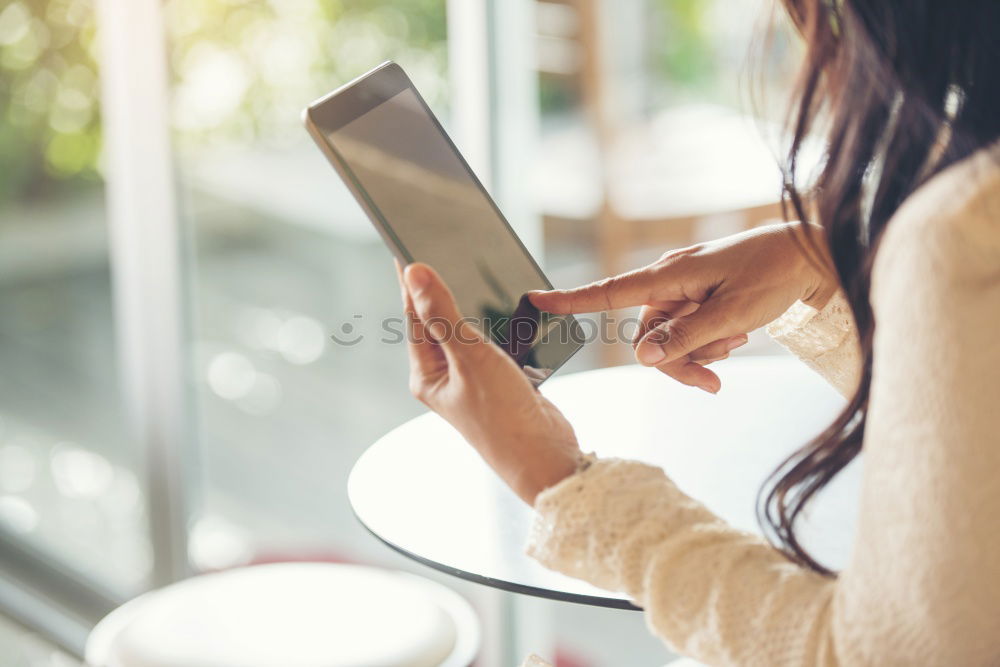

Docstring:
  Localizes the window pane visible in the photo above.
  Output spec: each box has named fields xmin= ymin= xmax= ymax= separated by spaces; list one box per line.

xmin=168 ymin=0 xmax=448 ymax=568
xmin=0 ymin=0 xmax=150 ymax=595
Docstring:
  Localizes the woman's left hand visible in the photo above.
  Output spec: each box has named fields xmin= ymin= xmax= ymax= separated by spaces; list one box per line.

xmin=398 ymin=262 xmax=581 ymax=505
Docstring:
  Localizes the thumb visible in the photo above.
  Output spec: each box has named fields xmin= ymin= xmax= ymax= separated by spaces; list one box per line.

xmin=404 ymin=263 xmax=485 ymax=355
xmin=634 ymin=299 xmax=740 ymax=367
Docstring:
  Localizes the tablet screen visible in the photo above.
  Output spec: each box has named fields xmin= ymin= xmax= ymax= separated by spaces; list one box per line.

xmin=321 ymin=83 xmax=583 ymax=379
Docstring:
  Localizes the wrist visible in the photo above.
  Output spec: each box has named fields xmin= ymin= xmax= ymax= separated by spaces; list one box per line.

xmin=509 ymin=447 xmax=581 ymax=506
xmin=803 ymin=279 xmax=838 ymax=311
xmin=788 ymin=221 xmax=838 ymax=310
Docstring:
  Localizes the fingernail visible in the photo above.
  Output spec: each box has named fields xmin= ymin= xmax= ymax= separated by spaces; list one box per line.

xmin=405 ymin=264 xmax=430 ymax=293
xmin=726 ymin=335 xmax=749 ymax=352
xmin=637 ymin=342 xmax=666 ymax=366
xmin=698 ymin=384 xmax=718 ymax=394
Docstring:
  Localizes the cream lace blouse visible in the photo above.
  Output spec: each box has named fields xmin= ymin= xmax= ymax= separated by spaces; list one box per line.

xmin=522 ymin=144 xmax=1000 ymax=666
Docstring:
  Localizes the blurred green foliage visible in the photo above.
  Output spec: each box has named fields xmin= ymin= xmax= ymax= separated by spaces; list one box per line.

xmin=0 ymin=0 xmax=448 ymax=205
xmin=0 ymin=0 xmax=102 ymax=203
xmin=536 ymin=0 xmax=746 ymax=116
xmin=166 ymin=0 xmax=448 ymax=150
xmin=651 ymin=0 xmax=716 ymax=89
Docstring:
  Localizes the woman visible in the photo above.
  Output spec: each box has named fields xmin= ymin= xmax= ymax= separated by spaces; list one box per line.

xmin=398 ymin=0 xmax=1000 ymax=664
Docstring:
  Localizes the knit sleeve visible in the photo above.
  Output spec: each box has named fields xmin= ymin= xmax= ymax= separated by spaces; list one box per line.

xmin=766 ymin=292 xmax=861 ymax=398
xmin=527 ymin=459 xmax=837 ymax=666
xmin=526 ymin=150 xmax=1000 ymax=665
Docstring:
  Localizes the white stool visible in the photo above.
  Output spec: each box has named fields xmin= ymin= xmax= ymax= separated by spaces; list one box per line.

xmin=85 ymin=562 xmax=480 ymax=667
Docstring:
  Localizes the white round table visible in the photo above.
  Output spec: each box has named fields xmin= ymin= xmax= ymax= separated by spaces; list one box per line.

xmin=348 ymin=357 xmax=860 ymax=609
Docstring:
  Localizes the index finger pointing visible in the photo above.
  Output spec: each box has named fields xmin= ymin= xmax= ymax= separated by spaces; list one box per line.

xmin=528 ymin=265 xmax=664 ymax=314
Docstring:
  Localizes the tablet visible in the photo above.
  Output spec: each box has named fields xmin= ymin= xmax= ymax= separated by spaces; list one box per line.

xmin=304 ymin=62 xmax=584 ymax=383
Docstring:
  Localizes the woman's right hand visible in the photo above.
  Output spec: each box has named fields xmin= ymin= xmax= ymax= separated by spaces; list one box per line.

xmin=529 ymin=221 xmax=837 ymax=393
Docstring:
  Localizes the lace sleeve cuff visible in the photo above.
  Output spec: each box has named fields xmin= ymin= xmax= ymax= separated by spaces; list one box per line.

xmin=766 ymin=291 xmax=862 ymax=397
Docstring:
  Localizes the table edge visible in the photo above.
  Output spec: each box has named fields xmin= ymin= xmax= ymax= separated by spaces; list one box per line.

xmin=348 ymin=500 xmax=642 ymax=612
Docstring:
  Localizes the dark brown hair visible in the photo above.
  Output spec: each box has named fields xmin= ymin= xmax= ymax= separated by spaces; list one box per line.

xmin=759 ymin=0 xmax=1000 ymax=575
